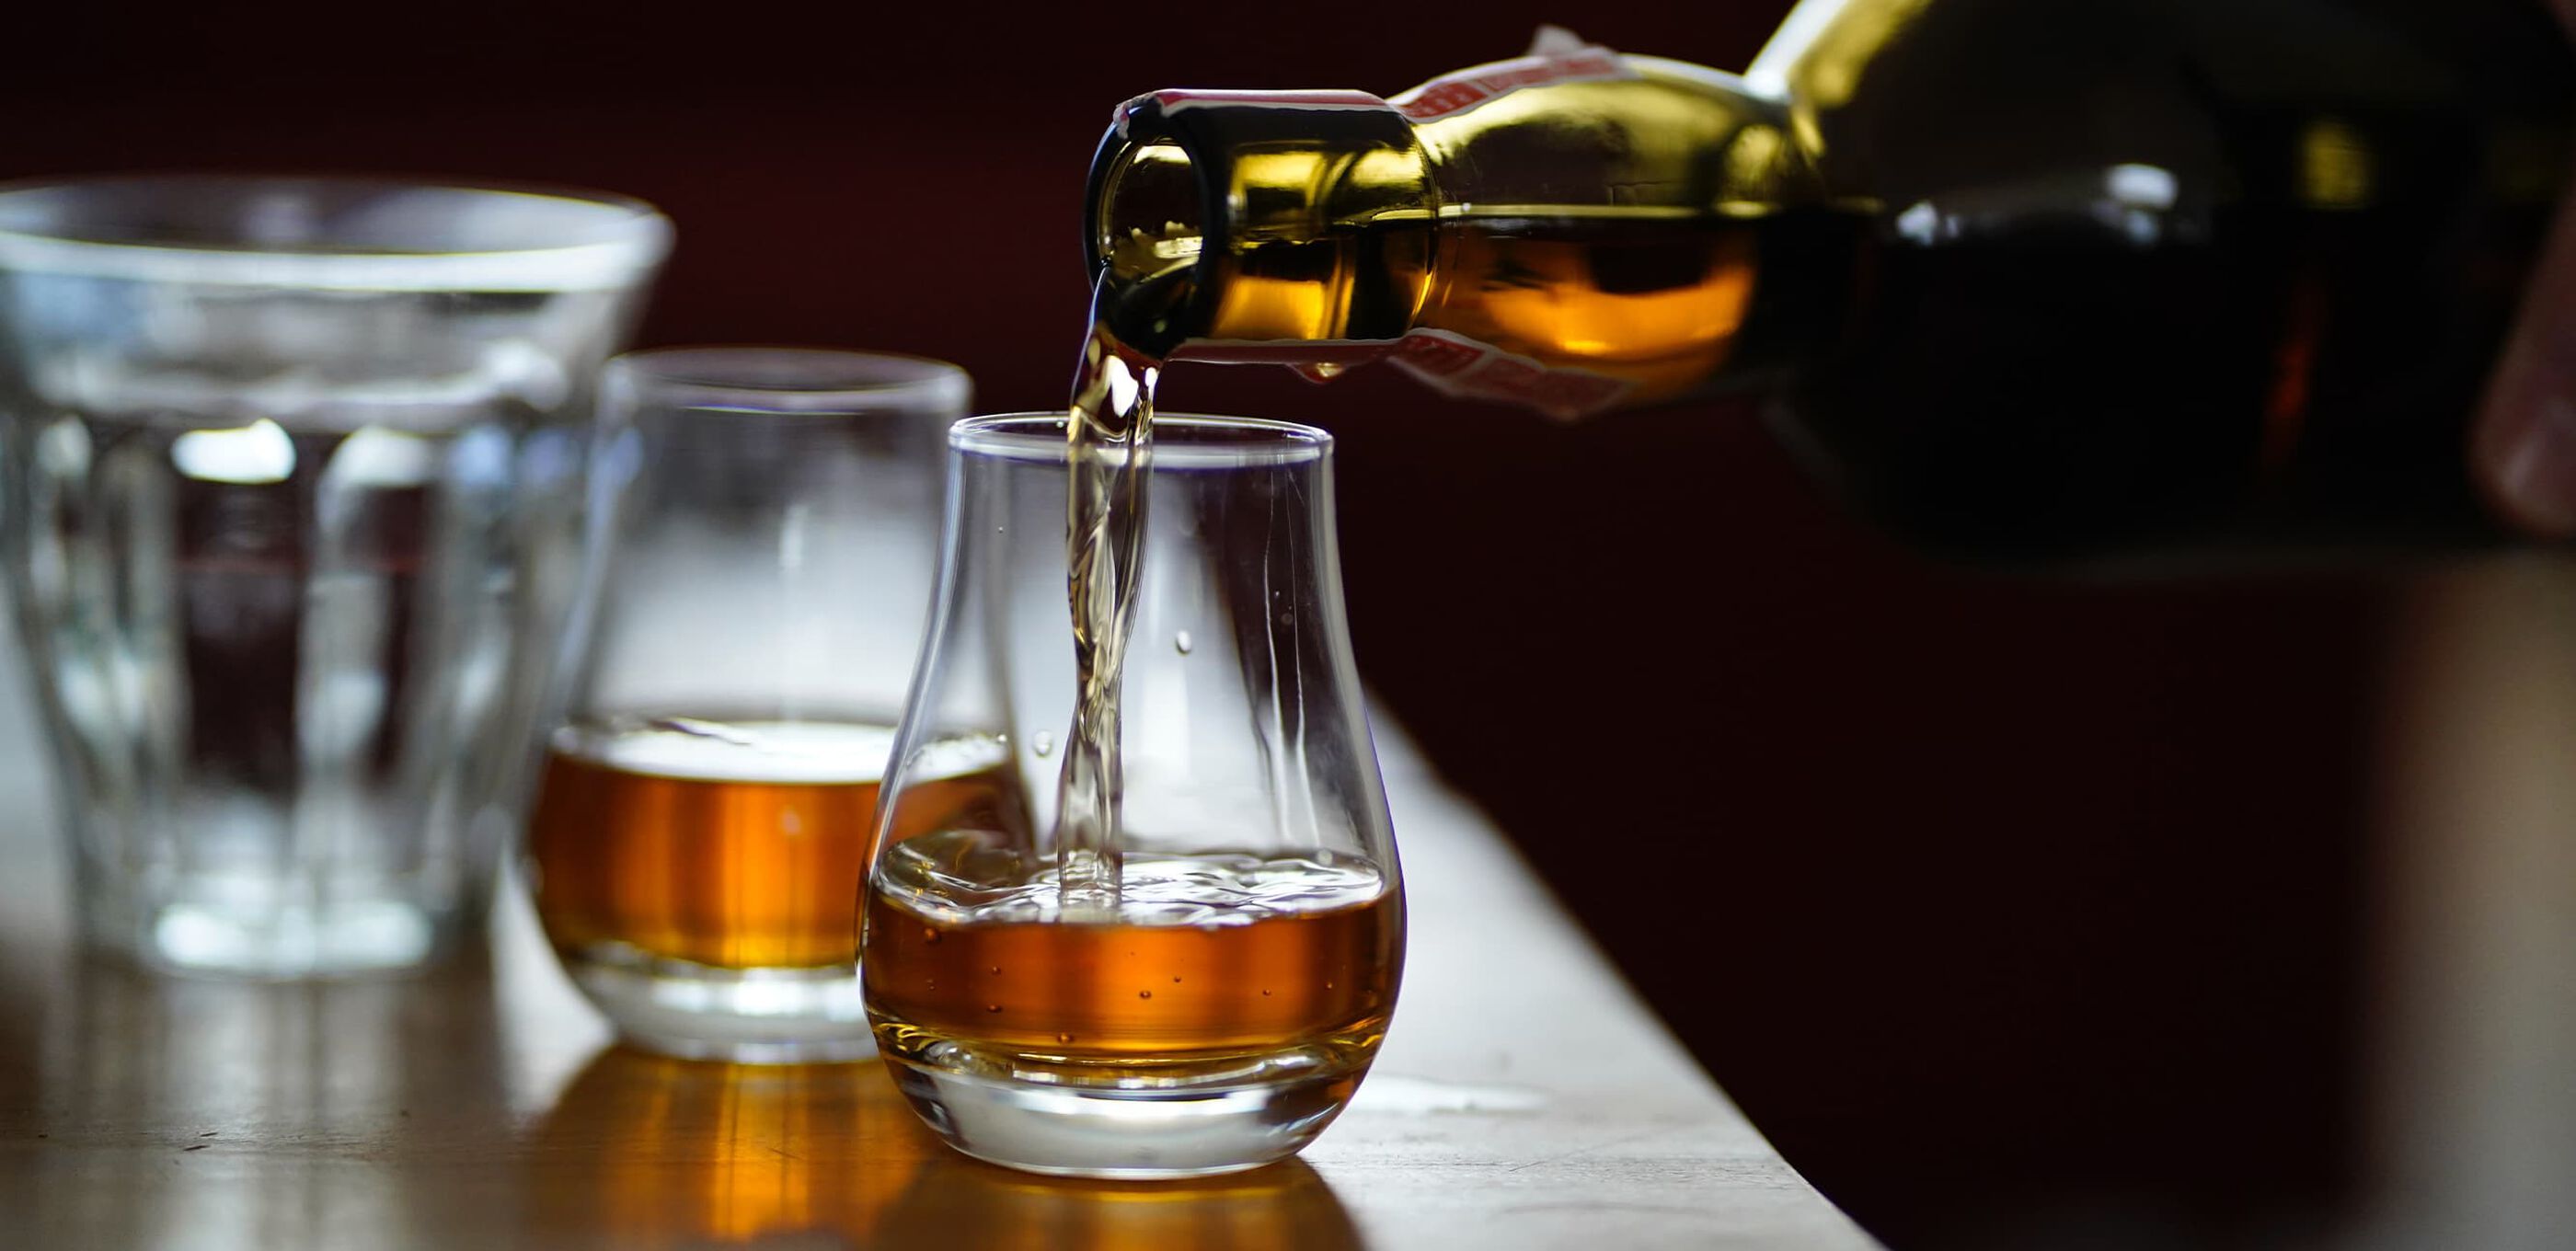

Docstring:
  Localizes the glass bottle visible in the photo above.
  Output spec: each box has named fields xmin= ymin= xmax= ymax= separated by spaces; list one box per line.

xmin=1084 ymin=3 xmax=2574 ymax=562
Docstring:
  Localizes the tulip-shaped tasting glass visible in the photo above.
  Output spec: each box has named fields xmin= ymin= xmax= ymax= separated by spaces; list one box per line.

xmin=863 ymin=413 xmax=1404 ymax=1177
xmin=526 ymin=347 xmax=981 ymax=1062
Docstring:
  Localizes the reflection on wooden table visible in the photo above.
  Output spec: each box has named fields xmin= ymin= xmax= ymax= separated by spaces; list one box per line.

xmin=532 ymin=1048 xmax=1359 ymax=1250
xmin=1 ymin=950 xmax=1364 ymax=1250
xmin=880 ymin=1156 xmax=1360 ymax=1251
xmin=524 ymin=1051 xmax=926 ymax=1246
xmin=530 ymin=1050 xmax=1360 ymax=1245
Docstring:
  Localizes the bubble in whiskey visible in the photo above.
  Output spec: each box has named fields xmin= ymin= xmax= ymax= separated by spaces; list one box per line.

xmin=1174 ymin=630 xmax=1193 ymax=654
xmin=1056 ymin=1033 xmax=1075 ymax=1044
xmin=1171 ymin=976 xmax=1182 ymax=983
xmin=986 ymin=1004 xmax=1003 ymax=1014
xmin=923 ymin=927 xmax=940 ymax=945
xmin=1138 ymin=990 xmax=1152 ymax=1000
xmin=988 ymin=965 xmax=1002 ymax=975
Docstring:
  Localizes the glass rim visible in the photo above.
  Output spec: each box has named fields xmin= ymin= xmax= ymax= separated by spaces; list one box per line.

xmin=0 ymin=174 xmax=672 ymax=292
xmin=953 ymin=413 xmax=1331 ymax=467
xmin=608 ymin=346 xmax=972 ymax=415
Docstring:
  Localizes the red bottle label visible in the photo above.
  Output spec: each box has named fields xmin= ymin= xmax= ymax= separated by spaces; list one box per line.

xmin=1383 ymin=329 xmax=1630 ymax=419
xmin=1176 ymin=330 xmax=1630 ymax=419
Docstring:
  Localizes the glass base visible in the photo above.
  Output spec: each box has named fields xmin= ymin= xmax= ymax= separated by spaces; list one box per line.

xmin=563 ymin=944 xmax=873 ymax=1064
xmin=878 ymin=1033 xmax=1372 ymax=1178
xmin=85 ymin=886 xmax=455 ymax=980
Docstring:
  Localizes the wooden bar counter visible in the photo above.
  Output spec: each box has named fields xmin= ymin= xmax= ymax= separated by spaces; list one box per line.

xmin=0 ymin=650 xmax=1875 ymax=1249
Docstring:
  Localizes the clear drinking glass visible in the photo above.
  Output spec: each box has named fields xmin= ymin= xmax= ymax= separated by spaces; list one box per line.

xmin=863 ymin=413 xmax=1405 ymax=1177
xmin=0 ymin=176 xmax=670 ymax=977
xmin=527 ymin=347 xmax=972 ymax=1062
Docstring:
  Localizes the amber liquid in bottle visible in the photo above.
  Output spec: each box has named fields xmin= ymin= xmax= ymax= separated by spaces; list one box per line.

xmin=1087 ymin=3 xmax=2573 ymax=563
xmin=1092 ymin=137 xmax=1849 ymax=410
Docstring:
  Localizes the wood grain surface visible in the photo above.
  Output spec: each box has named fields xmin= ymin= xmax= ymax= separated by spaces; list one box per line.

xmin=0 ymin=637 xmax=1874 ymax=1250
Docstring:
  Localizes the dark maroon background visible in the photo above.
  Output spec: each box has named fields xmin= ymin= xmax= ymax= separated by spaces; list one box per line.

xmin=3 ymin=4 xmax=2390 ymax=1244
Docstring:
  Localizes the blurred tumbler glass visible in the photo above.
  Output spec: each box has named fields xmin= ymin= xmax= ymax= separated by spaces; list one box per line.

xmin=0 ymin=177 xmax=671 ymax=977
xmin=525 ymin=347 xmax=966 ymax=1062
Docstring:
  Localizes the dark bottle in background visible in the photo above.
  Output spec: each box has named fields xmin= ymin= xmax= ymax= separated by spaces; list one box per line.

xmin=1085 ymin=0 xmax=2573 ymax=563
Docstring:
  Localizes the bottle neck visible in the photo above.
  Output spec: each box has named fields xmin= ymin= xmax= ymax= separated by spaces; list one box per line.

xmin=1086 ymin=54 xmax=1848 ymax=414
xmin=1085 ymin=91 xmax=1438 ymax=362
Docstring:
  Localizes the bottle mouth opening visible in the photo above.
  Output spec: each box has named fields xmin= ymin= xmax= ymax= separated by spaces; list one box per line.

xmin=1092 ymin=139 xmax=1204 ymax=293
xmin=1082 ymin=90 xmax=1426 ymax=358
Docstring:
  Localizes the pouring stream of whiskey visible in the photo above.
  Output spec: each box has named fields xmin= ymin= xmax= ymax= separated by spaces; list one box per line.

xmin=1054 ymin=274 xmax=1158 ymax=914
